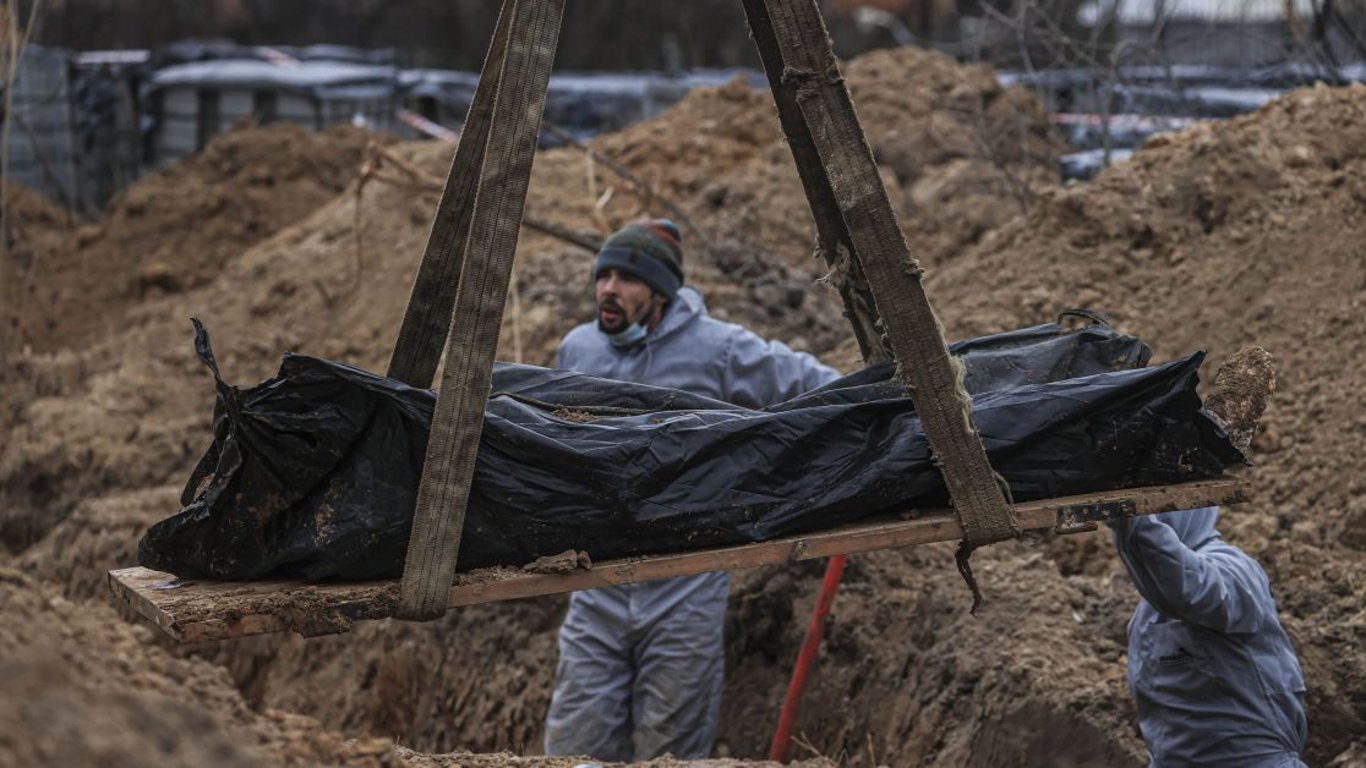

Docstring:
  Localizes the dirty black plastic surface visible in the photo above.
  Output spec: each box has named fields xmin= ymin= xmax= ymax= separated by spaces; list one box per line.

xmin=138 ymin=320 xmax=1243 ymax=581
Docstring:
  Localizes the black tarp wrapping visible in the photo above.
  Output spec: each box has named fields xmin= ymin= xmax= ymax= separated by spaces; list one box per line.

xmin=138 ymin=319 xmax=1244 ymax=582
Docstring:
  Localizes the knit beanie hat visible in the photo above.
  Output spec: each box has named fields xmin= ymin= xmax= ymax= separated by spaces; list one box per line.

xmin=593 ymin=219 xmax=685 ymax=300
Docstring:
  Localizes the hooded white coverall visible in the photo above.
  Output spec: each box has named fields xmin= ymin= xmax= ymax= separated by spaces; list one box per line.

xmin=544 ymin=286 xmax=838 ymax=761
xmin=1112 ymin=506 xmax=1308 ymax=767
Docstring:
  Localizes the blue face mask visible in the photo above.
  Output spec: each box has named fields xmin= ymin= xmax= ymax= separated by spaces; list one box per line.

xmin=607 ymin=321 xmax=649 ymax=348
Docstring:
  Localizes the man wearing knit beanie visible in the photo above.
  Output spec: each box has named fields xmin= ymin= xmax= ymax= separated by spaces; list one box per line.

xmin=545 ymin=219 xmax=841 ymax=762
xmin=590 ymin=219 xmax=685 ymax=345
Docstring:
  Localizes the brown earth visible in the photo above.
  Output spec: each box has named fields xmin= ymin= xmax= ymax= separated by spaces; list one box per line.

xmin=0 ymin=121 xmax=385 ymax=356
xmin=2 ymin=46 xmax=1363 ymax=766
xmin=920 ymin=82 xmax=1366 ymax=764
xmin=0 ymin=569 xmax=822 ymax=768
xmin=0 ymin=567 xmax=399 ymax=768
xmin=0 ymin=182 xmax=75 ymax=357
xmin=397 ymin=751 xmax=832 ymax=768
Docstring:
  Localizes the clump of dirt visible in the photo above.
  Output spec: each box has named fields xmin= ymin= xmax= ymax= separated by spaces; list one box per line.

xmin=523 ymin=550 xmax=593 ymax=574
xmin=1204 ymin=346 xmax=1276 ymax=452
xmin=3 ymin=121 xmax=385 ymax=354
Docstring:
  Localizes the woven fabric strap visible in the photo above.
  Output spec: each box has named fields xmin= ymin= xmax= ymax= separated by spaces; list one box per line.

xmin=395 ymin=0 xmax=566 ymax=621
xmin=387 ymin=2 xmax=511 ymax=387
xmin=743 ymin=0 xmax=1021 ymax=608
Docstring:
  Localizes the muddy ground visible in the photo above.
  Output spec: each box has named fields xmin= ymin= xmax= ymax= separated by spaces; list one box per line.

xmin=2 ymin=47 xmax=1362 ymax=766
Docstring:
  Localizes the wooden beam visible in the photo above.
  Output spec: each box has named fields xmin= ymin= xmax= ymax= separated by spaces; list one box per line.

xmin=108 ymin=478 xmax=1247 ymax=644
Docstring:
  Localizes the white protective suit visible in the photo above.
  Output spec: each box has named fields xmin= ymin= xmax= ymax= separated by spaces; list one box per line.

xmin=1112 ymin=506 xmax=1308 ymax=767
xmin=544 ymin=286 xmax=838 ymax=761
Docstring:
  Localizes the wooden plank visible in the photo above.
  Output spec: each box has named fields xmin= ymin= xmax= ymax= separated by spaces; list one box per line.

xmin=107 ymin=568 xmax=399 ymax=644
xmin=108 ymin=477 xmax=1247 ymax=643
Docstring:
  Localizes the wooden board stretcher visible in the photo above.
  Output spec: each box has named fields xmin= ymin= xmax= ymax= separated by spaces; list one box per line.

xmin=108 ymin=477 xmax=1246 ymax=644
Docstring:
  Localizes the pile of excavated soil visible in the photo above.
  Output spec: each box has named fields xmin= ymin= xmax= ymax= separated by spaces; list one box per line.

xmin=0 ymin=568 xmax=397 ymax=767
xmin=918 ymin=83 xmax=1366 ymax=763
xmin=0 ymin=567 xmax=826 ymax=768
xmin=1 ymin=183 xmax=73 ymax=352
xmin=2 ymin=122 xmax=384 ymax=355
xmin=4 ymin=45 xmax=1363 ymax=766
xmin=2 ymin=181 xmax=72 ymax=234
xmin=0 ymin=124 xmax=381 ymax=553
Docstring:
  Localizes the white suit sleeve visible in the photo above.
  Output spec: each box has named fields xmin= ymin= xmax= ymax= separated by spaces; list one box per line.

xmin=720 ymin=329 xmax=840 ymax=409
xmin=1110 ymin=516 xmax=1270 ymax=634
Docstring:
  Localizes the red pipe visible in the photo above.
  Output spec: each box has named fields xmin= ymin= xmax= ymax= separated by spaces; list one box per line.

xmin=767 ymin=553 xmax=848 ymax=763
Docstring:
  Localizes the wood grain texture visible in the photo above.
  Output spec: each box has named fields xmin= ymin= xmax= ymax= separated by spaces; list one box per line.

xmin=110 ymin=478 xmax=1248 ymax=643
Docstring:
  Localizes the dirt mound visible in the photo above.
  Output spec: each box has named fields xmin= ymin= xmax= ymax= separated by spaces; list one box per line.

xmin=0 ymin=568 xmax=398 ymax=767
xmin=6 ymin=43 xmax=1363 ymax=767
xmin=2 ymin=180 xmax=71 ymax=228
xmin=1 ymin=180 xmax=72 ymax=259
xmin=3 ymin=122 xmax=383 ymax=355
xmin=17 ymin=485 xmax=179 ymax=600
xmin=923 ymin=83 xmax=1366 ymax=763
xmin=1 ymin=183 xmax=74 ymax=350
xmin=595 ymin=75 xmax=784 ymax=203
xmin=685 ymin=48 xmax=1063 ymax=367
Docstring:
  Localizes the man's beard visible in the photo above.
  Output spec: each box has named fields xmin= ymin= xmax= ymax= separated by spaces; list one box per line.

xmin=597 ymin=299 xmax=632 ymax=334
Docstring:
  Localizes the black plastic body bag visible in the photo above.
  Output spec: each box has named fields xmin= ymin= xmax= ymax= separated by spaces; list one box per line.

xmin=138 ymin=320 xmax=1244 ymax=581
